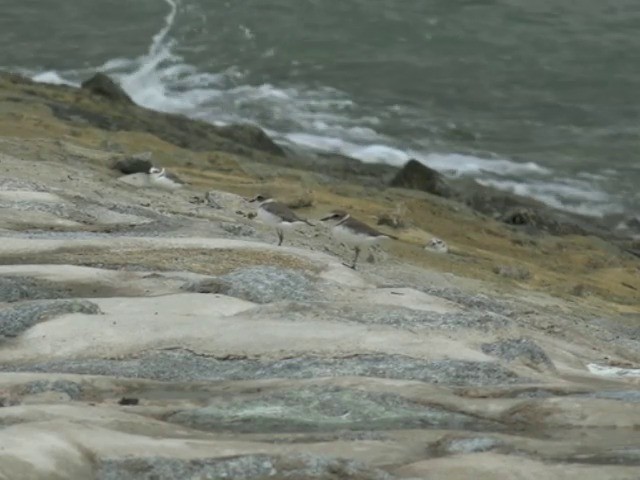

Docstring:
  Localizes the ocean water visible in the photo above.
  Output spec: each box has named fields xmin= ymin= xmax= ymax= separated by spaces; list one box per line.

xmin=1 ymin=0 xmax=639 ymax=218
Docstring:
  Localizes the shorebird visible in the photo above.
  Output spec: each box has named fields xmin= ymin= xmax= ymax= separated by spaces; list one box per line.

xmin=248 ymin=194 xmax=314 ymax=246
xmin=321 ymin=210 xmax=396 ymax=269
xmin=148 ymin=167 xmax=186 ymax=190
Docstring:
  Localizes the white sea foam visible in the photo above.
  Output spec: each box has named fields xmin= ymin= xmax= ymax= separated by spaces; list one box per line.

xmin=476 ymin=178 xmax=621 ymax=217
xmin=588 ymin=363 xmax=640 ymax=378
xmin=21 ymin=0 xmax=623 ymax=218
xmin=283 ymin=132 xmax=552 ymax=178
xmin=31 ymin=71 xmax=77 ymax=87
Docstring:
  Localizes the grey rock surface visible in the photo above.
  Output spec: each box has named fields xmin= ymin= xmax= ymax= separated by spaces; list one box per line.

xmin=97 ymin=454 xmax=393 ymax=480
xmin=0 ymin=299 xmax=101 ymax=337
xmin=9 ymin=351 xmax=523 ymax=386
xmin=167 ymin=387 xmax=504 ymax=433
xmin=481 ymin=338 xmax=556 ymax=371
xmin=0 ymin=276 xmax=71 ymax=302
xmin=184 ymin=266 xmax=317 ymax=304
xmin=0 ymin=84 xmax=639 ymax=479
xmin=283 ymin=303 xmax=510 ymax=331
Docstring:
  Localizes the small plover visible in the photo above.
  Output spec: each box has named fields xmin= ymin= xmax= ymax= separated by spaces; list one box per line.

xmin=321 ymin=210 xmax=396 ymax=269
xmin=249 ymin=194 xmax=314 ymax=246
xmin=148 ymin=167 xmax=186 ymax=190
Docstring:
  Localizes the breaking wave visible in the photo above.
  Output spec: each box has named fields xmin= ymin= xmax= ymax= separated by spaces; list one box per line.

xmin=22 ymin=0 xmax=623 ymax=218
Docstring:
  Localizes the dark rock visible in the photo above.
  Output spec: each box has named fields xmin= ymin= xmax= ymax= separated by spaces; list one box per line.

xmin=111 ymin=156 xmax=154 ymax=175
xmin=0 ymin=299 xmax=101 ymax=337
xmin=390 ymin=159 xmax=453 ymax=198
xmin=81 ymin=73 xmax=134 ymax=104
xmin=118 ymin=397 xmax=139 ymax=406
xmin=315 ymin=152 xmax=398 ymax=181
xmin=500 ymin=207 xmax=587 ymax=235
xmin=10 ymin=351 xmax=524 ymax=386
xmin=461 ymin=184 xmax=591 ymax=236
xmin=481 ymin=338 xmax=555 ymax=371
xmin=215 ymin=124 xmax=285 ymax=157
xmin=0 ymin=276 xmax=71 ymax=302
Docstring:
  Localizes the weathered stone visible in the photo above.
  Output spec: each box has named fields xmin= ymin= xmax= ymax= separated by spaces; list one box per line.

xmin=284 ymin=304 xmax=510 ymax=331
xmin=0 ymin=276 xmax=70 ymax=302
xmin=96 ymin=456 xmax=277 ymax=480
xmin=481 ymin=338 xmax=555 ymax=371
xmin=181 ymin=267 xmax=314 ymax=302
xmin=205 ymin=190 xmax=248 ymax=211
xmin=10 ymin=351 xmax=523 ymax=386
xmin=219 ymin=222 xmax=256 ymax=237
xmin=97 ymin=454 xmax=393 ymax=480
xmin=2 ymin=68 xmax=640 ymax=479
xmin=168 ymin=387 xmax=503 ymax=434
xmin=216 ymin=266 xmax=316 ymax=304
xmin=18 ymin=379 xmax=84 ymax=400
xmin=390 ymin=159 xmax=453 ymax=198
xmin=81 ymin=73 xmax=134 ymax=104
xmin=0 ymin=299 xmax=101 ymax=337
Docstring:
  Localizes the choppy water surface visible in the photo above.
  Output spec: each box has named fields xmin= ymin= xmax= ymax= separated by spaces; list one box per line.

xmin=1 ymin=0 xmax=639 ymax=216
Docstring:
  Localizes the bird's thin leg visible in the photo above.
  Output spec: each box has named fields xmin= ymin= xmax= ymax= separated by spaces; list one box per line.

xmin=343 ymin=247 xmax=360 ymax=269
xmin=277 ymin=229 xmax=283 ymax=246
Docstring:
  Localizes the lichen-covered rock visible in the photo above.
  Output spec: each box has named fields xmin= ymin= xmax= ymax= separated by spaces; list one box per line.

xmin=0 ymin=276 xmax=71 ymax=302
xmin=284 ymin=304 xmax=510 ymax=331
xmin=12 ymin=351 xmax=523 ymax=386
xmin=97 ymin=454 xmax=393 ymax=480
xmin=184 ymin=266 xmax=316 ymax=304
xmin=481 ymin=338 xmax=555 ymax=371
xmin=18 ymin=379 xmax=84 ymax=400
xmin=0 ymin=299 xmax=101 ymax=337
xmin=167 ymin=387 xmax=503 ymax=433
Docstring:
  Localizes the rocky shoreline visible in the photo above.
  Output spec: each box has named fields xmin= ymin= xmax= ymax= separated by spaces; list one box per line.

xmin=0 ymin=72 xmax=639 ymax=479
